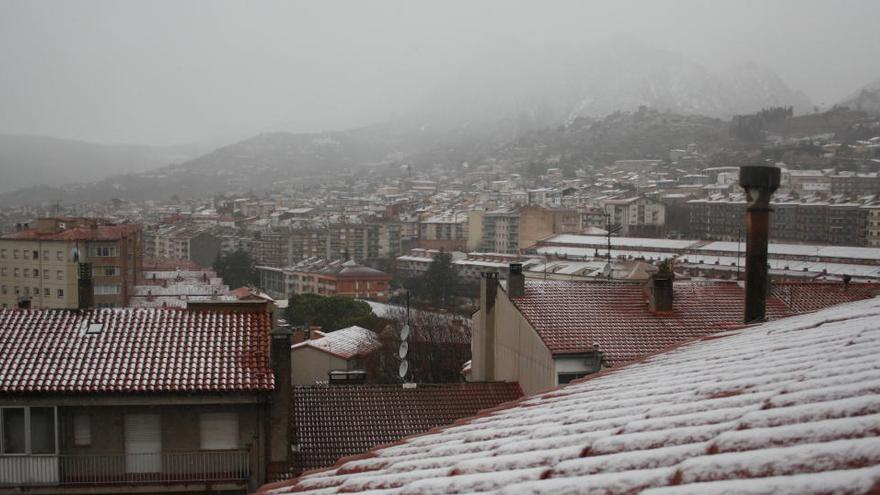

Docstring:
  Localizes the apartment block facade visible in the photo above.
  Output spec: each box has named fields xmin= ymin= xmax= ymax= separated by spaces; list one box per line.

xmin=0 ymin=218 xmax=142 ymax=309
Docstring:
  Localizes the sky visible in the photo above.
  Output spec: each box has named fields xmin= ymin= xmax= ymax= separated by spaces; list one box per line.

xmin=1 ymin=0 xmax=879 ymax=146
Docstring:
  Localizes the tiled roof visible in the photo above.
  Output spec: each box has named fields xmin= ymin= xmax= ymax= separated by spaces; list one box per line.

xmin=0 ymin=308 xmax=273 ymax=394
xmin=292 ymin=326 xmax=381 ymax=360
xmin=261 ymin=297 xmax=880 ymax=495
xmin=508 ymin=279 xmax=879 ymax=365
xmin=288 ymin=383 xmax=522 ymax=475
xmin=1 ymin=223 xmax=141 ymax=241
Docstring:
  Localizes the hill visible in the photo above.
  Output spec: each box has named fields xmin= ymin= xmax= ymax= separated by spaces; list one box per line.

xmin=0 ymin=134 xmax=205 ymax=194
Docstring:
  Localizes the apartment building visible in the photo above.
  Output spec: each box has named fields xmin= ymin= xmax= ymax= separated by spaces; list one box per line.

xmin=417 ymin=212 xmax=468 ymax=251
xmin=599 ymin=196 xmax=666 ymax=237
xmin=480 ymin=206 xmax=581 ymax=254
xmin=257 ymin=258 xmax=392 ymax=302
xmin=0 ymin=218 xmax=142 ymax=309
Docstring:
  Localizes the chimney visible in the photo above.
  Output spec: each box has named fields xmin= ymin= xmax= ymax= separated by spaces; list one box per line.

xmin=479 ymin=272 xmax=498 ymax=381
xmin=739 ymin=164 xmax=781 ymax=323
xmin=646 ymin=270 xmax=674 ymax=313
xmin=508 ymin=263 xmax=525 ymax=297
xmin=267 ymin=310 xmax=293 ymax=467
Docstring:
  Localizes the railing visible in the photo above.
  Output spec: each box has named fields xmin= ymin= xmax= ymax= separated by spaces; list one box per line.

xmin=0 ymin=450 xmax=250 ymax=486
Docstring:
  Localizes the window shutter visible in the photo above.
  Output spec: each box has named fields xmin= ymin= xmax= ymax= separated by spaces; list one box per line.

xmin=74 ymin=414 xmax=91 ymax=446
xmin=199 ymin=412 xmax=239 ymax=450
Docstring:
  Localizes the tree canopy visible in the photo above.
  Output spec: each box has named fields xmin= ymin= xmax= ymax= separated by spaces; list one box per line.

xmin=284 ymin=293 xmax=377 ymax=332
xmin=212 ymin=249 xmax=258 ymax=288
xmin=422 ymin=252 xmax=459 ymax=308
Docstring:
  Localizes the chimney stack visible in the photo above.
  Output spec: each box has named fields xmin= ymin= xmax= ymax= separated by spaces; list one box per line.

xmin=646 ymin=270 xmax=674 ymax=313
xmin=739 ymin=164 xmax=781 ymax=323
xmin=508 ymin=263 xmax=525 ymax=297
xmin=479 ymin=272 xmax=498 ymax=381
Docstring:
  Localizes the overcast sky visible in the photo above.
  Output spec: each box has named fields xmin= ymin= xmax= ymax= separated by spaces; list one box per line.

xmin=1 ymin=0 xmax=879 ymax=146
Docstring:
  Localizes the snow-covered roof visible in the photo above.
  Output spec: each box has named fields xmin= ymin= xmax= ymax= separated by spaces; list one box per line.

xmin=291 ymin=326 xmax=381 ymax=360
xmin=260 ymin=296 xmax=880 ymax=494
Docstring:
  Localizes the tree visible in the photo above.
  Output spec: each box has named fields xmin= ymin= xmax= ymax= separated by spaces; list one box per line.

xmin=212 ymin=249 xmax=258 ymax=288
xmin=422 ymin=252 xmax=459 ymax=309
xmin=284 ymin=294 xmax=378 ymax=332
xmin=363 ymin=307 xmax=471 ymax=384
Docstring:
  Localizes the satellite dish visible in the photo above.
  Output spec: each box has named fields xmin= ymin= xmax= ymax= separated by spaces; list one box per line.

xmin=398 ymin=341 xmax=409 ymax=359
xmin=400 ymin=324 xmax=410 ymax=341
xmin=398 ymin=360 xmax=409 ymax=379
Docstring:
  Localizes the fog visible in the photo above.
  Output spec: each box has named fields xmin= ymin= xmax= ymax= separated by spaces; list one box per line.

xmin=1 ymin=0 xmax=879 ymax=146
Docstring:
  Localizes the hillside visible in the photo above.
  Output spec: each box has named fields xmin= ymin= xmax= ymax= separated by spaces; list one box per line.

xmin=0 ymin=135 xmax=205 ymax=194
xmin=839 ymin=78 xmax=880 ymax=114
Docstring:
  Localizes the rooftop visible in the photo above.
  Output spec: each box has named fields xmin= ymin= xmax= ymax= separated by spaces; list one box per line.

xmin=288 ymin=382 xmax=523 ymax=475
xmin=0 ymin=308 xmax=274 ymax=394
xmin=261 ymin=296 xmax=880 ymax=495
xmin=292 ymin=325 xmax=381 ymax=360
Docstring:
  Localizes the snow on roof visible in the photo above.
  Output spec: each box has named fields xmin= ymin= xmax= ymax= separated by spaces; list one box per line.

xmin=292 ymin=325 xmax=381 ymax=360
xmin=543 ymin=235 xmax=697 ymax=250
xmin=260 ymin=296 xmax=880 ymax=494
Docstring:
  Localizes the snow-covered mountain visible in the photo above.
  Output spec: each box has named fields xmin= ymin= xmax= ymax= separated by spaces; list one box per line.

xmin=406 ymin=37 xmax=812 ymax=131
xmin=838 ymin=78 xmax=880 ymax=114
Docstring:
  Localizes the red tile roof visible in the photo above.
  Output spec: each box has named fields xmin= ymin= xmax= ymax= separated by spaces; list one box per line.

xmin=291 ymin=326 xmax=381 ymax=360
xmin=1 ymin=223 xmax=141 ymax=241
xmin=508 ymin=279 xmax=879 ymax=366
xmin=289 ymin=383 xmax=522 ymax=475
xmin=0 ymin=308 xmax=273 ymax=394
xmin=260 ymin=297 xmax=880 ymax=495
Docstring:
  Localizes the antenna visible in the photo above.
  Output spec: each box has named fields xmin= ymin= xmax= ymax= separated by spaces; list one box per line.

xmin=398 ymin=323 xmax=410 ymax=383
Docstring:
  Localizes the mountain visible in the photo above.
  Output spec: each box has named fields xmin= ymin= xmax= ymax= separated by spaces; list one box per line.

xmin=0 ymin=135 xmax=207 ymax=194
xmin=404 ymin=37 xmax=812 ymax=132
xmin=838 ymin=78 xmax=880 ymax=114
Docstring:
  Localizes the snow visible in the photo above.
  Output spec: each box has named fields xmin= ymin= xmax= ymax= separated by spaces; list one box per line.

xmin=263 ymin=297 xmax=880 ymax=495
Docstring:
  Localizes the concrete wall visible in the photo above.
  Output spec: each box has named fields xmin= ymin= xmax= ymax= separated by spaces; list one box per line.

xmin=471 ymin=287 xmax=555 ymax=396
xmin=291 ymin=347 xmax=350 ymax=385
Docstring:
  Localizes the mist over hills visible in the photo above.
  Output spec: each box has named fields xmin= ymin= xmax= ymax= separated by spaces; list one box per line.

xmin=0 ymin=135 xmax=208 ymax=194
xmin=404 ymin=38 xmax=812 ymax=132
xmin=0 ymin=38 xmax=827 ymax=207
xmin=839 ymin=78 xmax=880 ymax=114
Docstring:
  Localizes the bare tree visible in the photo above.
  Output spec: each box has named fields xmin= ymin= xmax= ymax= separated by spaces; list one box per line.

xmin=363 ymin=306 xmax=471 ymax=384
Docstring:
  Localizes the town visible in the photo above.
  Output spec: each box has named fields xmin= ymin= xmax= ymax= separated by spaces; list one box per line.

xmin=2 ymin=1 xmax=880 ymax=494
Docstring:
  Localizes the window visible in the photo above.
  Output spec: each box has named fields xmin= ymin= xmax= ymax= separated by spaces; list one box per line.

xmin=43 ymin=288 xmax=49 ymax=296
xmin=199 ymin=413 xmax=239 ymax=450
xmin=43 ymin=270 xmax=48 ymax=279
xmin=32 ymin=250 xmax=39 ymax=260
xmin=15 ymin=268 xmax=21 ymax=278
xmin=557 ymin=372 xmax=588 ymax=385
xmin=56 ymin=270 xmax=63 ymax=280
xmin=13 ymin=249 xmax=19 ymax=259
xmin=42 ymin=250 xmax=48 ymax=260
xmin=33 ymin=269 xmax=39 ymax=278
xmin=94 ymin=285 xmax=120 ymax=295
xmin=94 ymin=266 xmax=118 ymax=277
xmin=57 ymin=289 xmax=64 ymax=298
xmin=1 ymin=408 xmax=26 ymax=453
xmin=1 ymin=407 xmax=57 ymax=455
xmin=1 ymin=267 xmax=6 ymax=276
xmin=14 ymin=287 xmax=20 ymax=295
xmin=0 ymin=249 xmax=5 ymax=259
xmin=73 ymin=415 xmax=91 ymax=446
xmin=55 ymin=251 xmax=63 ymax=261
xmin=93 ymin=246 xmax=116 ymax=257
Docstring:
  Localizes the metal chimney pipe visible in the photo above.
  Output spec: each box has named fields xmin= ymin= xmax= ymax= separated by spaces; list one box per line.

xmin=739 ymin=164 xmax=781 ymax=324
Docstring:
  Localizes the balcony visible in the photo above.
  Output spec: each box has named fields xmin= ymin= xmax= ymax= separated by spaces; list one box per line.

xmin=0 ymin=450 xmax=249 ymax=487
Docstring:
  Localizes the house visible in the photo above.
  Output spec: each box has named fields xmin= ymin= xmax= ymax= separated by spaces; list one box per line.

xmin=291 ymin=326 xmax=381 ymax=385
xmin=0 ymin=303 xmax=290 ymax=494
xmin=282 ymin=382 xmax=522 ymax=479
xmin=259 ymin=295 xmax=880 ymax=494
xmin=471 ymin=266 xmax=880 ymax=395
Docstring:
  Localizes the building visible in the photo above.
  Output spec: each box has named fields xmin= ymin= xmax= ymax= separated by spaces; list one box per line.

xmin=0 ymin=304 xmax=285 ymax=494
xmin=472 ymin=268 xmax=880 ymax=395
xmin=396 ymin=248 xmax=540 ymax=285
xmin=260 ymin=296 xmax=880 ymax=494
xmin=0 ymin=218 xmax=142 ymax=309
xmin=481 ymin=206 xmax=581 ymax=254
xmin=284 ymin=383 xmax=522 ymax=477
xmin=290 ymin=326 xmax=381 ymax=385
xmin=417 ymin=212 xmax=468 ymax=252
xmin=257 ymin=259 xmax=392 ymax=302
xmin=600 ymin=196 xmax=666 ymax=237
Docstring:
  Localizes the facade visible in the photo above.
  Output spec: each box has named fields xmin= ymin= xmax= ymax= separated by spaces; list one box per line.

xmin=416 ymin=213 xmax=468 ymax=251
xmin=480 ymin=206 xmax=581 ymax=254
xmin=0 ymin=218 xmax=142 ymax=309
xmin=257 ymin=259 xmax=392 ymax=302
xmin=290 ymin=326 xmax=381 ymax=385
xmin=0 ymin=305 xmax=285 ymax=494
xmin=599 ymin=196 xmax=665 ymax=237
